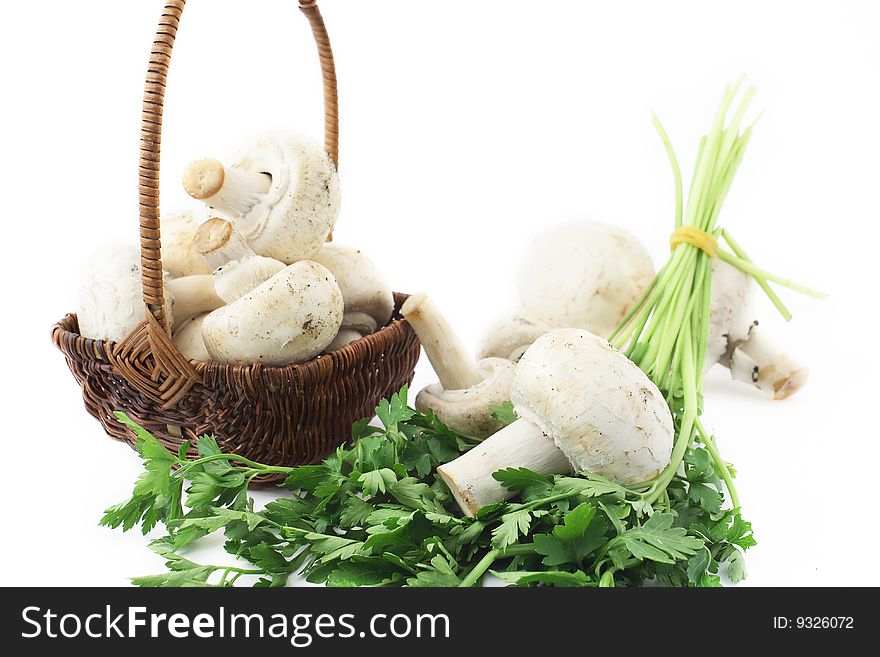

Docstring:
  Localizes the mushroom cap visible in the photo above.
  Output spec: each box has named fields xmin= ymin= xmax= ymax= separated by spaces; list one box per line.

xmin=172 ymin=313 xmax=211 ymax=361
xmin=415 ymin=358 xmax=516 ymax=438
xmin=201 ymin=260 xmax=343 ymax=366
xmin=477 ymin=308 xmax=562 ymax=362
xmin=77 ymin=244 xmax=173 ymax=342
xmin=516 ymin=222 xmax=655 ymax=339
xmin=229 ymin=132 xmax=340 ymax=264
xmin=324 ymin=328 xmax=366 ymax=353
xmin=512 ymin=329 xmax=673 ymax=485
xmin=311 ymin=244 xmax=394 ymax=334
xmin=706 ymin=259 xmax=755 ymax=368
xmin=161 ymin=210 xmax=212 ymax=277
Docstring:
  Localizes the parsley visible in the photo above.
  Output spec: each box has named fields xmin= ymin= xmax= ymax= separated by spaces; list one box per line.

xmin=104 ymin=386 xmax=753 ymax=587
xmin=490 ymin=401 xmax=518 ymax=427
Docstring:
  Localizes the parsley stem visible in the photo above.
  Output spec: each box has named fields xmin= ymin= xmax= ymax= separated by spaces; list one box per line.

xmin=459 ymin=549 xmax=500 ymax=587
xmin=174 ymin=453 xmax=294 ymax=479
xmin=509 ymin=493 xmax=581 ymax=513
xmin=598 ymin=559 xmax=641 ymax=587
xmin=458 ymin=544 xmax=537 ymax=587
xmin=720 ymin=229 xmax=791 ymax=321
xmin=715 ymin=249 xmax=826 ymax=299
xmin=500 ymin=543 xmax=538 ymax=556
xmin=695 ymin=418 xmax=740 ymax=510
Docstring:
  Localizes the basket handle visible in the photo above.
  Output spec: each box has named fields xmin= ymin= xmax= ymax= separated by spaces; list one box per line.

xmin=110 ymin=0 xmax=338 ymax=409
xmin=139 ymin=0 xmax=338 ymax=334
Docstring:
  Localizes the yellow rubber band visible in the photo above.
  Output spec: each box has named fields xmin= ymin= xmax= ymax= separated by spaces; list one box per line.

xmin=670 ymin=226 xmax=718 ymax=256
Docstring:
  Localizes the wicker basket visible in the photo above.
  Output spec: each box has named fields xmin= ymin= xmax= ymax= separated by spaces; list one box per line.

xmin=51 ymin=0 xmax=421 ymax=482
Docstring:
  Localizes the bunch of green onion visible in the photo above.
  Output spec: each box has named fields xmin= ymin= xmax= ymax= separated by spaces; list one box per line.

xmin=610 ymin=79 xmax=824 ymax=512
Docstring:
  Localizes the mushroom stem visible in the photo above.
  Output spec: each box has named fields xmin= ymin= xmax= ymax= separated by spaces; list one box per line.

xmin=165 ymin=275 xmax=225 ymax=323
xmin=437 ymin=418 xmax=572 ymax=518
xmin=727 ymin=327 xmax=808 ymax=400
xmin=182 ymin=158 xmax=271 ymax=218
xmin=194 ymin=217 xmax=254 ymax=271
xmin=194 ymin=218 xmax=287 ymax=304
xmin=401 ymin=292 xmax=483 ymax=391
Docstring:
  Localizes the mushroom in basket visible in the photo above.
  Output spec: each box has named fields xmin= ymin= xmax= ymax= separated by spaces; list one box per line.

xmin=77 ymin=244 xmax=223 ymax=343
xmin=185 ymin=218 xmax=344 ymax=366
xmin=182 ymin=132 xmax=340 ymax=264
xmin=311 ymin=244 xmax=394 ymax=351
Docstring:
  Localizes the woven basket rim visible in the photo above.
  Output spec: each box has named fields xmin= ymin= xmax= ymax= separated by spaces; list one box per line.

xmin=52 ymin=292 xmax=413 ymax=376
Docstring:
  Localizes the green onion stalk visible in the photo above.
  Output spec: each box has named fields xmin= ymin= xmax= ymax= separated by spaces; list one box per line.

xmin=610 ymin=79 xmax=823 ymax=513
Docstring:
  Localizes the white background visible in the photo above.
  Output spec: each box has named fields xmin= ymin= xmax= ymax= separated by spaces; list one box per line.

xmin=1 ymin=0 xmax=878 ymax=587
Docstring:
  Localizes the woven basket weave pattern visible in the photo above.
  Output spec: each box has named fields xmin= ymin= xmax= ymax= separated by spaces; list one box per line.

xmin=52 ymin=295 xmax=419 ymax=480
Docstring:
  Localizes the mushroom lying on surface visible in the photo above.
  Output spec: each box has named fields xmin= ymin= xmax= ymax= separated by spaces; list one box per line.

xmin=201 ymin=260 xmax=343 ymax=366
xmin=437 ymin=329 xmax=674 ymax=517
xmin=727 ymin=327 xmax=808 ymax=400
xmin=516 ymin=222 xmax=655 ymax=339
xmin=477 ymin=308 xmax=562 ymax=362
xmin=172 ymin=314 xmax=211 ymax=361
xmin=311 ymin=244 xmax=394 ymax=351
xmin=708 ymin=259 xmax=808 ymax=399
xmin=182 ymin=132 xmax=340 ymax=264
xmin=401 ymin=293 xmax=515 ymax=438
xmin=77 ymin=245 xmax=224 ymax=342
xmin=161 ymin=210 xmax=212 ymax=277
xmin=193 ymin=218 xmax=286 ymax=303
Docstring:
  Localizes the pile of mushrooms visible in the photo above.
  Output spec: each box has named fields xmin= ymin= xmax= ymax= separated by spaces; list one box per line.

xmin=439 ymin=329 xmax=675 ymax=517
xmin=480 ymin=220 xmax=807 ymax=398
xmin=76 ymin=132 xmax=396 ymax=367
xmin=400 ymin=289 xmax=675 ymax=516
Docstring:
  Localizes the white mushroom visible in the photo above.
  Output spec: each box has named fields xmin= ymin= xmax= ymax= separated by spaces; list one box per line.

xmin=193 ymin=218 xmax=286 ymax=303
xmin=311 ymin=244 xmax=394 ymax=350
xmin=164 ymin=275 xmax=226 ymax=325
xmin=706 ymin=259 xmax=755 ymax=368
xmin=708 ymin=259 xmax=808 ymax=399
xmin=516 ymin=222 xmax=655 ymax=338
xmin=325 ymin=329 xmax=367 ymax=353
xmin=477 ymin=308 xmax=562 ymax=362
xmin=77 ymin=245 xmax=224 ymax=342
xmin=182 ymin=132 xmax=340 ymax=264
xmin=727 ymin=326 xmax=808 ymax=400
xmin=161 ymin=210 xmax=212 ymax=277
xmin=172 ymin=314 xmax=211 ymax=361
xmin=401 ymin=293 xmax=515 ymax=438
xmin=437 ymin=329 xmax=674 ymax=517
xmin=201 ymin=260 xmax=343 ymax=366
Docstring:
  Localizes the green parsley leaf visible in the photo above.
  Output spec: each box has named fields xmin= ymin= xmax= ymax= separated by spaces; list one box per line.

xmin=490 ymin=401 xmax=518 ymax=427
xmin=533 ymin=503 xmax=607 ymax=567
xmin=491 ymin=570 xmax=594 ymax=587
xmin=493 ymin=467 xmax=553 ymax=498
xmin=358 ymin=468 xmax=398 ymax=496
xmin=491 ymin=509 xmax=532 ymax=550
xmin=726 ymin=549 xmax=748 ymax=583
xmin=406 ymin=555 xmax=461 ymax=587
xmin=615 ymin=513 xmax=704 ymax=565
